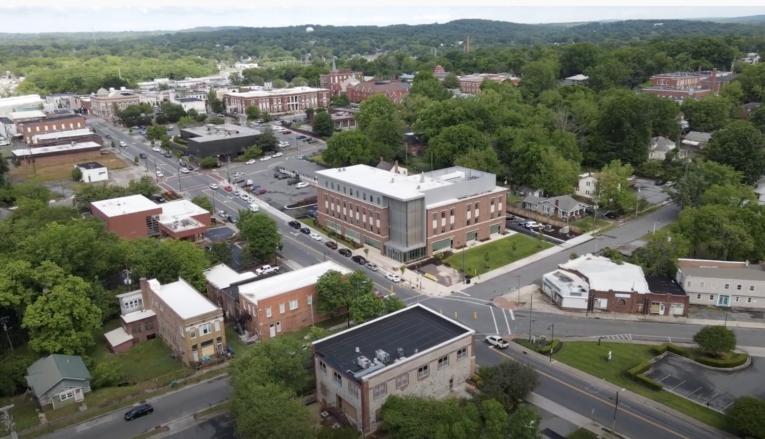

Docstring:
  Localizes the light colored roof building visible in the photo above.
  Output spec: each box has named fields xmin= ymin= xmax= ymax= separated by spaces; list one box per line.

xmin=203 ymin=264 xmax=258 ymax=290
xmin=559 ymin=254 xmax=650 ymax=294
xmin=225 ymin=86 xmax=327 ymax=99
xmin=158 ymin=199 xmax=209 ymax=231
xmin=90 ymin=194 xmax=160 ymax=217
xmin=12 ymin=141 xmax=101 ymax=157
xmin=8 ymin=110 xmax=46 ymax=121
xmin=682 ymin=131 xmax=712 ymax=146
xmin=238 ymin=261 xmax=351 ymax=303
xmin=31 ymin=128 xmax=93 ymax=143
xmin=149 ymin=278 xmax=219 ymax=320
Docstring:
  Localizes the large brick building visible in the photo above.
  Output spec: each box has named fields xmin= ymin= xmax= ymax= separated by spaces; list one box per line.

xmin=18 ymin=114 xmax=87 ymax=144
xmin=90 ymin=88 xmax=141 ymax=118
xmin=11 ymin=141 xmax=102 ymax=167
xmin=313 ymin=304 xmax=475 ymax=434
xmin=224 ymin=86 xmax=330 ymax=115
xmin=90 ymin=195 xmax=211 ymax=241
xmin=320 ymin=66 xmax=364 ymax=96
xmin=203 ymin=261 xmax=351 ymax=341
xmin=316 ymin=164 xmax=507 ymax=263
xmin=457 ymin=73 xmax=520 ymax=94
xmin=346 ymin=81 xmax=409 ymax=104
xmin=641 ymin=68 xmax=734 ymax=103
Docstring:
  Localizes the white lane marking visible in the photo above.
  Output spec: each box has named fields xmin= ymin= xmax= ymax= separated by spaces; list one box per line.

xmin=509 ymin=309 xmax=515 ymax=320
xmin=502 ymin=308 xmax=512 ymax=335
xmin=656 ymin=375 xmax=672 ymax=383
xmin=489 ymin=306 xmax=499 ymax=334
xmin=669 ymin=380 xmax=686 ymax=391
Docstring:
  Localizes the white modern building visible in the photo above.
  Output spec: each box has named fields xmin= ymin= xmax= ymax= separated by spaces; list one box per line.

xmin=562 ymin=74 xmax=589 ymax=86
xmin=174 ymin=97 xmax=207 ymax=114
xmin=0 ymin=94 xmax=46 ymax=116
xmin=75 ymin=162 xmax=109 ymax=183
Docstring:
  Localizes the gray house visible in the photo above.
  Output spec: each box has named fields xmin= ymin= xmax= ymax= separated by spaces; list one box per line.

xmin=682 ymin=131 xmax=712 ymax=149
xmin=25 ymin=355 xmax=92 ymax=409
xmin=523 ymin=195 xmax=590 ymax=219
xmin=649 ymin=136 xmax=686 ymax=161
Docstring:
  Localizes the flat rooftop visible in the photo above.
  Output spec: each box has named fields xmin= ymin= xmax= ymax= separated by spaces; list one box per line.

xmin=182 ymin=124 xmax=261 ymax=143
xmin=149 ymin=278 xmax=219 ymax=320
xmin=560 ymin=254 xmax=650 ymax=294
xmin=238 ymin=261 xmax=351 ymax=303
xmin=77 ymin=162 xmax=105 ymax=170
xmin=313 ymin=304 xmax=473 ymax=383
xmin=12 ymin=141 xmax=101 ymax=157
xmin=9 ymin=110 xmax=46 ymax=120
xmin=679 ymin=265 xmax=765 ymax=281
xmin=544 ymin=269 xmax=589 ymax=297
xmin=203 ymin=264 xmax=258 ymax=290
xmin=91 ymin=194 xmax=161 ymax=217
xmin=226 ymin=86 xmax=329 ymax=98
xmin=158 ymin=199 xmax=209 ymax=231
xmin=317 ymin=164 xmax=494 ymax=201
xmin=175 ymin=97 xmax=203 ymax=102
xmin=32 ymin=128 xmax=92 ymax=142
xmin=645 ymin=276 xmax=687 ymax=296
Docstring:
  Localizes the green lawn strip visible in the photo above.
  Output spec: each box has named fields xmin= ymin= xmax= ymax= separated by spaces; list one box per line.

xmin=570 ymin=218 xmax=610 ymax=232
xmin=554 ymin=342 xmax=727 ymax=430
xmin=298 ymin=218 xmax=359 ymax=249
xmin=193 ymin=402 xmax=231 ymax=420
xmin=443 ymin=234 xmax=552 ymax=276
xmin=306 ymin=154 xmax=328 ymax=166
xmin=567 ymin=428 xmax=600 ymax=439
xmin=89 ymin=335 xmax=193 ymax=384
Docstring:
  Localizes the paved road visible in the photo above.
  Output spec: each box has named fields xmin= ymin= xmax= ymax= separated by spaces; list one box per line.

xmin=165 ymin=413 xmax=235 ymax=439
xmin=42 ymin=376 xmax=229 ymax=439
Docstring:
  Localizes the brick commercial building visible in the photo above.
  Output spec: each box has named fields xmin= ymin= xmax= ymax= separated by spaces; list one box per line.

xmin=457 ymin=73 xmax=520 ymax=94
xmin=18 ymin=114 xmax=87 ymax=144
xmin=320 ymin=64 xmax=364 ymax=96
xmin=11 ymin=141 xmax=102 ymax=167
xmin=313 ymin=304 xmax=475 ymax=434
xmin=346 ymin=81 xmax=409 ymax=104
xmin=641 ymin=68 xmax=735 ymax=103
xmin=542 ymin=254 xmax=689 ymax=316
xmin=224 ymin=86 xmax=330 ymax=115
xmin=29 ymin=128 xmax=101 ymax=147
xmin=91 ymin=194 xmax=211 ymax=241
xmin=316 ymin=164 xmax=507 ymax=263
xmin=90 ymin=88 xmax=141 ymax=118
xmin=203 ymin=261 xmax=351 ymax=341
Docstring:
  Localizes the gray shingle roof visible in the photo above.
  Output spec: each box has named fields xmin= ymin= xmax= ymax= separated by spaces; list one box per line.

xmin=651 ymin=136 xmax=676 ymax=152
xmin=685 ymin=131 xmax=712 ymax=142
xmin=547 ymin=195 xmax=586 ymax=213
xmin=25 ymin=355 xmax=91 ymax=397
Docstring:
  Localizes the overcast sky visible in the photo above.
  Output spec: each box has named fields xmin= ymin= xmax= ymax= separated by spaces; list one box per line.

xmin=1 ymin=5 xmax=765 ymax=34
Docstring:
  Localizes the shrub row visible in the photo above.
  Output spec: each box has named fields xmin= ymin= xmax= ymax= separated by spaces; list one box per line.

xmin=652 ymin=343 xmax=690 ymax=357
xmin=625 ymin=362 xmax=663 ymax=391
xmin=696 ymin=353 xmax=749 ymax=368
xmin=538 ymin=339 xmax=561 ymax=355
xmin=173 ymin=135 xmax=189 ymax=145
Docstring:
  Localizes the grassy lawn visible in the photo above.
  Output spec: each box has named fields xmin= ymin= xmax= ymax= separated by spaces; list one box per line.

xmin=554 ymin=342 xmax=727 ymax=430
xmin=570 ymin=217 xmax=610 ymax=232
xmin=444 ymin=234 xmax=552 ymax=276
xmin=10 ymin=156 xmax=128 ymax=182
xmin=506 ymin=193 xmax=522 ymax=204
xmin=283 ymin=315 xmax=347 ymax=343
xmin=568 ymin=428 xmax=600 ymax=439
xmin=306 ymin=154 xmax=329 ymax=166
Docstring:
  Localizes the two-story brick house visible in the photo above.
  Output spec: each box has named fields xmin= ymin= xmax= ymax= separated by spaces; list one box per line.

xmin=676 ymin=258 xmax=765 ymax=309
xmin=313 ymin=304 xmax=475 ymax=434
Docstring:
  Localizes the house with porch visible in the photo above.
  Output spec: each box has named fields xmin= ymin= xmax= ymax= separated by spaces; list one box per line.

xmin=522 ymin=195 xmax=590 ymax=220
xmin=25 ymin=355 xmax=92 ymax=409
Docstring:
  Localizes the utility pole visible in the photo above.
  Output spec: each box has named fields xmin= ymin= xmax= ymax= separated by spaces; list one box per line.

xmin=212 ymin=190 xmax=217 ymax=213
xmin=528 ymin=293 xmax=533 ymax=342
xmin=548 ymin=324 xmax=555 ymax=362
xmin=0 ymin=316 xmax=13 ymax=354
xmin=0 ymin=404 xmax=18 ymax=439
xmin=177 ymin=165 xmax=183 ymax=191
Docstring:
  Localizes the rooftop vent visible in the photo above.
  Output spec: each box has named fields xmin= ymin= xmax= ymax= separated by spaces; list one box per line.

xmin=397 ymin=348 xmax=404 ymax=358
xmin=357 ymin=356 xmax=372 ymax=369
xmin=375 ymin=349 xmax=390 ymax=364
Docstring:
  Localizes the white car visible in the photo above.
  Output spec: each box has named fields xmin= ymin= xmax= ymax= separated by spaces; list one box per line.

xmin=156 ymin=171 xmax=164 ymax=178
xmin=310 ymin=232 xmax=322 ymax=241
xmin=246 ymin=159 xmax=256 ymax=165
xmin=209 ymin=183 xmax=219 ymax=190
xmin=279 ymin=141 xmax=289 ymax=148
xmin=273 ymin=152 xmax=283 ymax=158
xmin=152 ymin=146 xmax=161 ymax=152
xmin=524 ymin=221 xmax=541 ymax=229
xmin=485 ymin=335 xmax=509 ymax=349
xmin=260 ymin=156 xmax=272 ymax=161
xmin=167 ymin=125 xmax=174 ymax=130
xmin=386 ymin=273 xmax=401 ymax=283
xmin=119 ymin=141 xmax=127 ymax=147
xmin=217 ymin=210 xmax=226 ymax=217
xmin=239 ymin=193 xmax=250 ymax=201
xmin=295 ymin=182 xmax=309 ymax=189
xmin=255 ymin=264 xmax=280 ymax=276
xmin=180 ymin=167 xmax=190 ymax=174
xmin=234 ymin=172 xmax=244 ymax=177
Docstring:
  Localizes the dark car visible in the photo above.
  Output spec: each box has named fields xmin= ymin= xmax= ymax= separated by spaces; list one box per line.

xmin=338 ymin=248 xmax=352 ymax=257
xmin=186 ymin=165 xmax=195 ymax=171
xmin=105 ymin=135 xmax=112 ymax=139
xmin=277 ymin=174 xmax=290 ymax=180
xmin=139 ymin=153 xmax=147 ymax=159
xmin=307 ymin=210 xmax=318 ymax=218
xmin=325 ymin=241 xmax=338 ymax=250
xmin=153 ymin=194 xmax=166 ymax=204
xmin=255 ymin=188 xmax=267 ymax=195
xmin=233 ymin=177 xmax=245 ymax=184
xmin=288 ymin=220 xmax=301 ymax=229
xmin=307 ymin=138 xmax=319 ymax=144
xmin=351 ymin=255 xmax=367 ymax=265
xmin=300 ymin=227 xmax=310 ymax=234
xmin=125 ymin=404 xmax=153 ymax=421
xmin=163 ymin=152 xmax=172 ymax=158
xmin=274 ymin=172 xmax=282 ymax=178
xmin=655 ymin=180 xmax=667 ymax=186
xmin=605 ymin=210 xmax=620 ymax=219
xmin=287 ymin=178 xmax=300 ymax=185
xmin=283 ymin=130 xmax=292 ymax=134
xmin=296 ymin=135 xmax=307 ymax=140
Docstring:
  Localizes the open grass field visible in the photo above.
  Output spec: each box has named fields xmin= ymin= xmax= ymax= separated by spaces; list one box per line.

xmin=444 ymin=234 xmax=552 ymax=276
xmin=10 ymin=155 xmax=128 ymax=182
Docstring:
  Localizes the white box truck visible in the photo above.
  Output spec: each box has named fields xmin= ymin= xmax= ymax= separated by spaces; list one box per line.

xmin=249 ymin=203 xmax=259 ymax=212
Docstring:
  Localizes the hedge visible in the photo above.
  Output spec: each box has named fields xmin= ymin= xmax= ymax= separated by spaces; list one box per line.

xmin=538 ymin=339 xmax=561 ymax=355
xmin=652 ymin=343 xmax=690 ymax=357
xmin=696 ymin=353 xmax=749 ymax=368
xmin=173 ymin=135 xmax=189 ymax=145
xmin=625 ymin=362 xmax=664 ymax=391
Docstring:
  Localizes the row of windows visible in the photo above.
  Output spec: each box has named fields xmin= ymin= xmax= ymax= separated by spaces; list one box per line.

xmin=188 ymin=321 xmax=220 ymax=339
xmin=696 ymin=294 xmax=754 ymax=303
xmin=26 ymin=121 xmax=83 ymax=133
xmin=325 ymin=181 xmax=383 ymax=206
xmin=131 ymin=321 xmax=154 ymax=333
xmin=262 ymin=296 xmax=313 ymax=318
xmin=687 ymin=281 xmax=756 ymax=291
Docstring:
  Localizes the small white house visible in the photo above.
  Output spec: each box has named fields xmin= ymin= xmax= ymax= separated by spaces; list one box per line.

xmin=649 ymin=136 xmax=687 ymax=161
xmin=562 ymin=74 xmax=589 ymax=86
xmin=75 ymin=162 xmax=108 ymax=183
xmin=542 ymin=269 xmax=589 ymax=310
xmin=575 ymin=173 xmax=597 ymax=200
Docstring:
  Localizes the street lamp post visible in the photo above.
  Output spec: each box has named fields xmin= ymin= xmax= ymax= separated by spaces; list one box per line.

xmin=612 ymin=389 xmax=625 ymax=434
xmin=516 ymin=275 xmax=521 ymax=305
xmin=177 ymin=165 xmax=183 ymax=191
xmin=653 ymin=222 xmax=660 ymax=234
xmin=528 ymin=293 xmax=533 ymax=343
xmin=548 ymin=324 xmax=555 ymax=362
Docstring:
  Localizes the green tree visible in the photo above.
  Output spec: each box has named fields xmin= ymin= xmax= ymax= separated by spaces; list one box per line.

xmin=313 ymin=111 xmax=335 ymax=137
xmin=357 ymin=94 xmax=400 ymax=131
xmin=323 ymin=130 xmax=375 ymax=167
xmin=208 ymin=116 xmax=225 ymax=125
xmin=726 ymin=396 xmax=765 ymax=439
xmin=428 ymin=124 xmax=491 ymax=167
xmin=693 ymin=325 xmax=737 ymax=356
xmin=231 ymin=381 xmax=316 ymax=439
xmin=246 ymin=105 xmax=261 ymax=120
xmin=229 ymin=336 xmax=312 ymax=394
xmin=91 ymin=360 xmax=124 ymax=389
xmin=675 ymin=204 xmax=754 ymax=261
xmin=593 ymin=89 xmax=652 ymax=167
xmin=584 ymin=55 xmax=631 ymax=91
xmin=242 ymin=145 xmax=263 ymax=161
xmin=207 ymin=89 xmax=224 ymax=114
xmin=257 ymin=126 xmax=279 ymax=152
xmin=455 ymin=147 xmax=503 ymax=175
xmin=632 ymin=231 xmax=691 ymax=277
xmin=238 ymin=212 xmax=281 ymax=264
xmin=479 ymin=361 xmax=540 ymax=411
xmin=187 ymin=108 xmax=199 ymax=119
xmin=207 ymin=242 xmax=233 ymax=266
xmin=350 ymin=292 xmax=386 ymax=323
xmin=315 ymin=269 xmax=350 ymax=320
xmin=706 ymin=121 xmax=765 ymax=185
xmin=331 ymin=94 xmax=350 ymax=107
xmin=383 ymin=294 xmax=406 ymax=314
xmin=364 ymin=117 xmax=406 ymax=160
xmin=520 ymin=59 xmax=559 ymax=96
xmin=191 ymin=195 xmax=213 ymax=213
xmin=308 ymin=326 xmax=328 ymax=341
xmin=381 ymin=395 xmax=482 ymax=439
xmin=200 ymin=156 xmax=219 ymax=168
xmin=505 ymin=404 xmax=543 ymax=439
xmin=160 ymin=102 xmax=187 ymax=123
xmin=71 ymin=166 xmax=83 ymax=182
xmin=559 ymin=42 xmax=601 ymax=79
xmin=291 ymin=76 xmax=309 ymax=87
xmin=595 ymin=160 xmax=637 ymax=211
xmin=261 ymin=111 xmax=272 ymax=122
xmin=508 ymin=143 xmax=579 ymax=196
xmin=123 ymin=238 xmax=210 ymax=291
xmin=751 ymin=106 xmax=765 ymax=135
xmin=680 ymin=95 xmax=734 ymax=132
xmin=146 ymin=124 xmax=167 ymax=141
xmin=640 ymin=94 xmax=681 ymax=139
xmin=667 ymin=160 xmax=743 ymax=208
xmin=272 ymin=79 xmax=288 ymax=89
xmin=177 ymin=115 xmax=196 ymax=128
xmin=442 ymin=73 xmax=461 ymax=90
xmin=411 ymin=72 xmax=452 ymax=101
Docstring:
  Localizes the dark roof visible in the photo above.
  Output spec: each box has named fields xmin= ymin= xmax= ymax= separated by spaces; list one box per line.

xmin=377 ymin=159 xmax=394 ymax=171
xmin=646 ymin=276 xmax=687 ymax=296
xmin=0 ymin=117 xmax=13 ymax=124
xmin=176 ymin=97 xmax=203 ymax=102
xmin=743 ymin=102 xmax=762 ymax=110
xmin=77 ymin=162 xmax=105 ymax=169
xmin=314 ymin=305 xmax=472 ymax=383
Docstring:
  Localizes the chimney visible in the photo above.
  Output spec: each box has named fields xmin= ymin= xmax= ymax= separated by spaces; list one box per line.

xmin=139 ymin=278 xmax=152 ymax=311
xmin=393 ymin=160 xmax=399 ymax=174
xmin=466 ymin=35 xmax=470 ymax=53
xmin=711 ymin=68 xmax=717 ymax=94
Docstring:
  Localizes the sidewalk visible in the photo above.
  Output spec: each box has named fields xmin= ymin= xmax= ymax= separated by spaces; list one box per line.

xmin=494 ymin=286 xmax=765 ymax=329
xmin=527 ymin=393 xmax=625 ymax=439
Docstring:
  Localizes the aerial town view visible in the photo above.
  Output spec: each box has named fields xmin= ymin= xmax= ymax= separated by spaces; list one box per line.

xmin=2 ymin=2 xmax=765 ymax=439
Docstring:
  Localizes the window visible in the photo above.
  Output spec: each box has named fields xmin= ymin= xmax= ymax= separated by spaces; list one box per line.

xmin=748 ymin=297 xmax=753 ymax=303
xmin=737 ymin=285 xmax=743 ymax=290
xmin=418 ymin=365 xmax=429 ymax=379
xmin=450 ymin=208 xmax=454 ymax=216
xmin=396 ymin=373 xmax=409 ymax=389
xmin=289 ymin=300 xmax=298 ymax=311
xmin=180 ymin=325 xmax=184 ymax=338
xmin=433 ymin=228 xmax=437 ymax=236
xmin=696 ymin=294 xmax=701 ymax=300
xmin=375 ymin=409 xmax=382 ymax=423
xmin=200 ymin=323 xmax=212 ymax=335
xmin=617 ymin=298 xmax=627 ymax=306
xmin=307 ymin=295 xmax=313 ymax=306
xmin=190 ymin=327 xmax=196 ymax=339
xmin=710 ymin=295 xmax=715 ymax=301
xmin=466 ymin=204 xmax=471 ymax=211
xmin=441 ymin=211 xmax=446 ymax=218
xmin=276 ymin=321 xmax=281 ymax=332
xmin=735 ymin=296 xmax=740 ymax=302
xmin=475 ymin=202 xmax=480 ymax=210
xmin=333 ymin=371 xmax=342 ymax=386
xmin=319 ymin=361 xmax=327 ymax=375
xmin=373 ymin=383 xmax=387 ymax=399
xmin=266 ymin=307 xmax=272 ymax=318
xmin=438 ymin=355 xmax=449 ymax=369
xmin=59 ymin=391 xmax=75 ymax=401
xmin=348 ymin=381 xmax=360 ymax=399
xmin=432 ymin=213 xmax=437 ymax=221
xmin=751 ymin=286 xmax=756 ymax=291
xmin=457 ymin=347 xmax=468 ymax=361
xmin=687 ymin=281 xmax=692 ymax=287
xmin=467 ymin=219 xmax=471 ymax=226
xmin=279 ymin=303 xmax=286 ymax=314
xmin=214 ymin=320 xmax=221 ymax=332
xmin=133 ymin=324 xmax=142 ymax=334
xmin=145 ymin=321 xmax=154 ymax=330
xmin=724 ymin=284 xmax=730 ymax=290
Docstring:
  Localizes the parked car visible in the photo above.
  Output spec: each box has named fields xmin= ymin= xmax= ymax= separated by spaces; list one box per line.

xmin=124 ymin=404 xmax=153 ymax=421
xmin=167 ymin=125 xmax=174 ymax=131
xmin=283 ymin=130 xmax=292 ymax=134
xmin=153 ymin=194 xmax=166 ymax=204
xmin=300 ymin=227 xmax=310 ymax=235
xmin=288 ymin=220 xmax=301 ymax=229
xmin=485 ymin=335 xmax=509 ymax=349
xmin=351 ymin=255 xmax=367 ymax=265
xmin=279 ymin=141 xmax=290 ymax=148
xmin=386 ymin=273 xmax=401 ymax=283
xmin=310 ymin=232 xmax=322 ymax=241
xmin=139 ymin=153 xmax=147 ymax=159
xmin=273 ymin=152 xmax=283 ymax=158
xmin=287 ymin=178 xmax=300 ymax=185
xmin=255 ymin=188 xmax=267 ymax=195
xmin=306 ymin=210 xmax=318 ymax=219
xmin=273 ymin=172 xmax=282 ymax=178
xmin=307 ymin=138 xmax=319 ymax=144
xmin=162 ymin=152 xmax=172 ymax=158
xmin=523 ymin=221 xmax=540 ymax=229
xmin=655 ymin=180 xmax=667 ymax=186
xmin=277 ymin=174 xmax=290 ymax=180
xmin=246 ymin=159 xmax=256 ymax=165
xmin=156 ymin=171 xmax=164 ymax=178
xmin=325 ymin=241 xmax=338 ymax=250
xmin=233 ymin=177 xmax=245 ymax=184
xmin=152 ymin=146 xmax=161 ymax=152
xmin=186 ymin=165 xmax=195 ymax=171
xmin=260 ymin=156 xmax=271 ymax=161
xmin=296 ymin=135 xmax=307 ymax=140
xmin=217 ymin=210 xmax=227 ymax=217
xmin=338 ymin=248 xmax=352 ymax=257
xmin=295 ymin=182 xmax=310 ymax=189
xmin=180 ymin=168 xmax=190 ymax=174
xmin=255 ymin=265 xmax=279 ymax=276
xmin=365 ymin=262 xmax=379 ymax=272
xmin=119 ymin=141 xmax=127 ymax=147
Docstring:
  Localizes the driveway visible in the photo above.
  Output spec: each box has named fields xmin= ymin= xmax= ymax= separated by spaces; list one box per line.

xmin=644 ymin=354 xmax=765 ymax=412
xmin=635 ymin=178 xmax=671 ymax=205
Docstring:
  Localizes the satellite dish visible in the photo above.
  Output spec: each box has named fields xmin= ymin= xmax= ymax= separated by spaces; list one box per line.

xmin=306 ymin=27 xmax=314 ymax=33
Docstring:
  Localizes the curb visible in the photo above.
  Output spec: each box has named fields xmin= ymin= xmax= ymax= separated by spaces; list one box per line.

xmin=505 ymin=342 xmax=736 ymax=439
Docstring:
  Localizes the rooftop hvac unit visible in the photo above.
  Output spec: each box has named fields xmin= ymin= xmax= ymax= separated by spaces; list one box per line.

xmin=397 ymin=348 xmax=404 ymax=358
xmin=357 ymin=356 xmax=372 ymax=369
xmin=375 ymin=349 xmax=390 ymax=364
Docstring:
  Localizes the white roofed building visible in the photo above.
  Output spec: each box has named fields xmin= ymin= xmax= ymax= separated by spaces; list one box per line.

xmin=223 ymin=86 xmax=330 ymax=115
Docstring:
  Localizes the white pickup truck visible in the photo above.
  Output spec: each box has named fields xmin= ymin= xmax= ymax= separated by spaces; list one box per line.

xmin=255 ymin=265 xmax=280 ymax=276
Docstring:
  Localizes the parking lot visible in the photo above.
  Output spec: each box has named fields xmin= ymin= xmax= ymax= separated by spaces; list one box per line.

xmin=644 ymin=353 xmax=765 ymax=412
xmin=505 ymin=215 xmax=578 ymax=243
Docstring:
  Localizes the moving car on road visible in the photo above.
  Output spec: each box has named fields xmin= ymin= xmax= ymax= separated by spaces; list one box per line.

xmin=260 ymin=156 xmax=271 ymax=161
xmin=485 ymin=335 xmax=509 ymax=349
xmin=386 ymin=273 xmax=401 ymax=283
xmin=273 ymin=152 xmax=283 ymax=158
xmin=209 ymin=183 xmax=219 ymax=190
xmin=300 ymin=227 xmax=310 ymax=235
xmin=255 ymin=188 xmax=267 ymax=195
xmin=246 ymin=159 xmax=256 ymax=165
xmin=180 ymin=168 xmax=190 ymax=174
xmin=139 ymin=153 xmax=147 ymax=159
xmin=119 ymin=141 xmax=127 ymax=147
xmin=296 ymin=135 xmax=306 ymax=140
xmin=288 ymin=221 xmax=301 ymax=229
xmin=124 ymin=404 xmax=153 ymax=421
xmin=295 ymin=182 xmax=309 ymax=189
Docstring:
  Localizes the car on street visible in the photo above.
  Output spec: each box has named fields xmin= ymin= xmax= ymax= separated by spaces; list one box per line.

xmin=338 ymin=248 xmax=352 ymax=257
xmin=306 ymin=210 xmax=318 ymax=219
xmin=273 ymin=172 xmax=282 ymax=178
xmin=288 ymin=220 xmax=301 ymax=229
xmin=119 ymin=141 xmax=127 ymax=147
xmin=255 ymin=188 xmax=267 ymax=195
xmin=217 ymin=210 xmax=226 ymax=217
xmin=139 ymin=153 xmax=147 ymax=159
xmin=386 ymin=273 xmax=401 ymax=283
xmin=351 ymin=255 xmax=367 ymax=265
xmin=307 ymin=138 xmax=319 ymax=144
xmin=283 ymin=130 xmax=292 ymax=134
xmin=156 ymin=170 xmax=164 ymax=177
xmin=279 ymin=141 xmax=289 ymax=148
xmin=239 ymin=193 xmax=250 ymax=201
xmin=287 ymin=178 xmax=300 ymax=185
xmin=273 ymin=152 xmax=283 ymax=158
xmin=152 ymin=146 xmax=161 ymax=152
xmin=167 ymin=125 xmax=174 ymax=130
xmin=124 ymin=404 xmax=153 ymax=421
xmin=485 ymin=335 xmax=509 ymax=349
xmin=180 ymin=167 xmax=190 ymax=174
xmin=276 ymin=173 xmax=290 ymax=180
xmin=224 ymin=186 xmax=233 ymax=192
xmin=310 ymin=232 xmax=322 ymax=241
xmin=105 ymin=135 xmax=112 ymax=139
xmin=365 ymin=262 xmax=379 ymax=271
xmin=300 ymin=227 xmax=310 ymax=234
xmin=655 ymin=180 xmax=667 ymax=186
xmin=246 ymin=159 xmax=256 ymax=165
xmin=296 ymin=135 xmax=307 ymax=140
xmin=295 ymin=182 xmax=309 ymax=189
xmin=260 ymin=156 xmax=271 ymax=161
xmin=255 ymin=265 xmax=279 ymax=276
xmin=209 ymin=183 xmax=219 ymax=190
xmin=233 ymin=177 xmax=245 ymax=184
xmin=325 ymin=241 xmax=338 ymax=250
xmin=163 ymin=152 xmax=172 ymax=158
xmin=186 ymin=165 xmax=195 ymax=171
xmin=523 ymin=221 xmax=540 ymax=229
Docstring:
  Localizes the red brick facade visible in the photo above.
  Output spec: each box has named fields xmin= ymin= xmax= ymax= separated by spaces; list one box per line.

xmin=317 ymin=187 xmax=390 ymax=250
xmin=19 ymin=115 xmax=86 ymax=144
xmin=14 ymin=147 xmax=102 ymax=167
xmin=346 ymin=81 xmax=408 ymax=104
xmin=320 ymin=69 xmax=364 ymax=95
